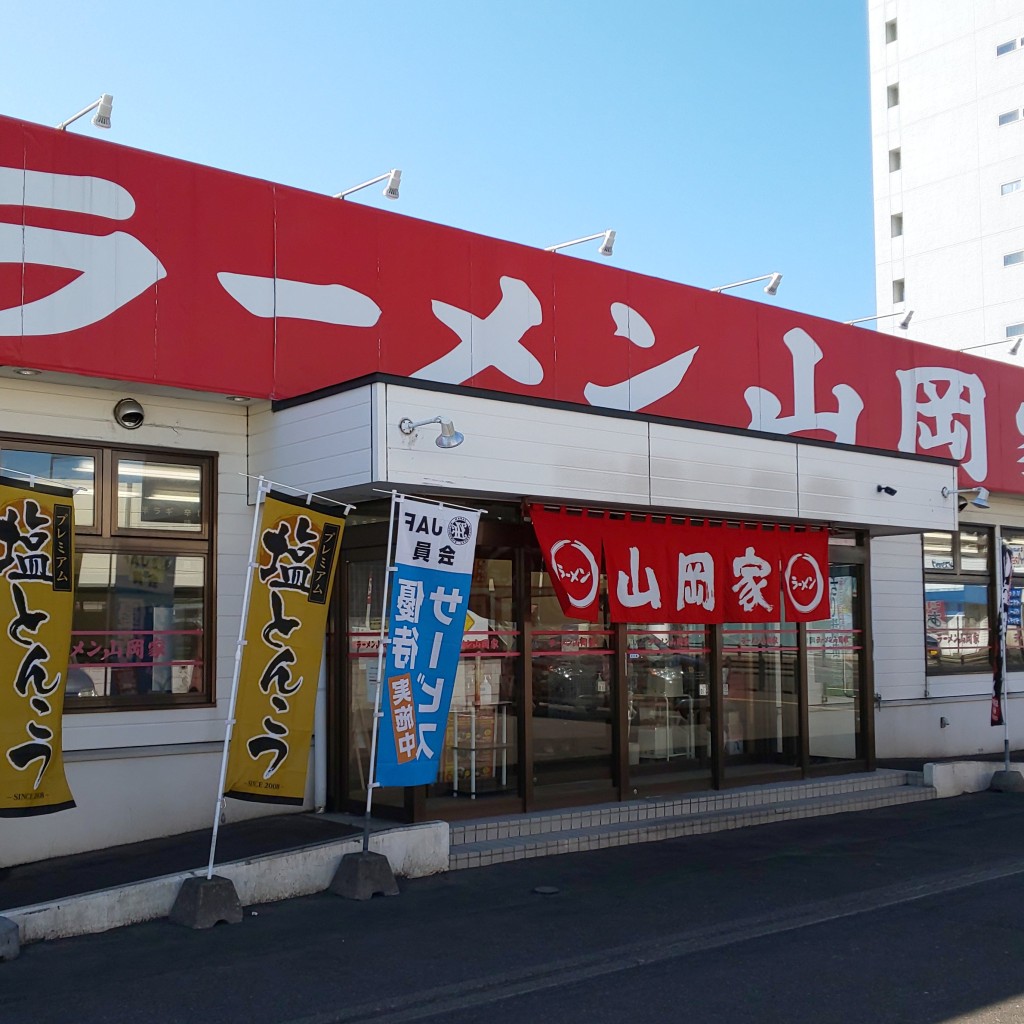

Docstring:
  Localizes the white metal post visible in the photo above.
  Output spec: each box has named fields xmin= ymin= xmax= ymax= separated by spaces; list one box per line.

xmin=362 ymin=490 xmax=400 ymax=851
xmin=205 ymin=476 xmax=270 ymax=879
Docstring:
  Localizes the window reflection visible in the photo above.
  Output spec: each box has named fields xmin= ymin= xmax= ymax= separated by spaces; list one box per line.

xmin=0 ymin=447 xmax=95 ymax=526
xmin=68 ymin=552 xmax=205 ymax=699
xmin=117 ymin=459 xmax=203 ymax=531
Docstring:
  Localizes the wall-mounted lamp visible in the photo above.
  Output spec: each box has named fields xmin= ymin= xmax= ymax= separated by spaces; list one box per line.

xmin=113 ymin=397 xmax=145 ymax=430
xmin=877 ymin=485 xmax=898 ymax=496
xmin=56 ymin=93 xmax=113 ymax=132
xmin=941 ymin=485 xmax=990 ymax=510
xmin=958 ymin=338 xmax=1024 ymax=357
xmin=399 ymin=415 xmax=464 ymax=449
xmin=544 ymin=230 xmax=615 ymax=257
xmin=711 ymin=272 xmax=783 ymax=296
xmin=844 ymin=310 xmax=914 ymax=330
xmin=334 ymin=169 xmax=402 ymax=201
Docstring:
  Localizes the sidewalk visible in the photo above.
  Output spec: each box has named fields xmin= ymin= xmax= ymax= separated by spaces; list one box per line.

xmin=0 ymin=812 xmax=361 ymax=910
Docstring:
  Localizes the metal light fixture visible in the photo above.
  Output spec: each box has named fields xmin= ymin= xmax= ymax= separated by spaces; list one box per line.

xmin=399 ymin=415 xmax=464 ymax=449
xmin=544 ymin=230 xmax=616 ymax=257
xmin=877 ymin=485 xmax=898 ymax=496
xmin=56 ymin=93 xmax=113 ymax=132
xmin=958 ymin=337 xmax=1024 ymax=356
xmin=942 ymin=485 xmax=990 ymax=510
xmin=334 ymin=169 xmax=402 ymax=201
xmin=711 ymin=272 xmax=783 ymax=296
xmin=844 ymin=310 xmax=914 ymax=329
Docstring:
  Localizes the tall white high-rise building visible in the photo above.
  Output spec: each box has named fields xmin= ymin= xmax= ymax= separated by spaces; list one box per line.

xmin=868 ymin=1 xmax=1024 ymax=362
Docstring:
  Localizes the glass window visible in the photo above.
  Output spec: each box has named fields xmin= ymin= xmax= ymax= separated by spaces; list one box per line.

xmin=887 ymin=84 xmax=900 ymax=108
xmin=1002 ymin=180 xmax=1022 ymax=196
xmin=885 ymin=19 xmax=897 ymax=43
xmin=1008 ymin=324 xmax=1024 ymax=338
xmin=893 ymin=278 xmax=906 ymax=304
xmin=116 ymin=456 xmax=204 ymax=533
xmin=1 ymin=434 xmax=214 ymax=709
xmin=1005 ymin=251 xmax=1024 ymax=267
xmin=997 ymin=39 xmax=1018 ymax=56
xmin=999 ymin=109 xmax=1020 ymax=126
xmin=923 ymin=529 xmax=992 ymax=675
xmin=891 ymin=213 xmax=903 ymax=237
xmin=0 ymin=442 xmax=97 ymax=528
xmin=889 ymin=148 xmax=901 ymax=172
xmin=68 ymin=553 xmax=206 ymax=700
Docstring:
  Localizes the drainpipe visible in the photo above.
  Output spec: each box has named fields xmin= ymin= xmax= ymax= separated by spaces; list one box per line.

xmin=314 ymin=639 xmax=327 ymax=812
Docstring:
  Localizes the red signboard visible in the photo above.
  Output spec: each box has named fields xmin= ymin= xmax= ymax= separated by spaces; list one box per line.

xmin=0 ymin=115 xmax=1020 ymax=490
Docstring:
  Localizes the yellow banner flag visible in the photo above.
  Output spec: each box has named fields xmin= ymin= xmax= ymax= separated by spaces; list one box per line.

xmin=225 ymin=491 xmax=345 ymax=804
xmin=0 ymin=476 xmax=76 ymax=817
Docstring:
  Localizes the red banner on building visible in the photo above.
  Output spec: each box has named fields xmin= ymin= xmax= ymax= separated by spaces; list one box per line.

xmin=779 ymin=529 xmax=830 ymax=621
xmin=529 ymin=507 xmax=606 ymax=622
xmin=528 ymin=505 xmax=829 ymax=625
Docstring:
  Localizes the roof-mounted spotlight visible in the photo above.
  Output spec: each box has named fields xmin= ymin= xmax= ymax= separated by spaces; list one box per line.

xmin=56 ymin=93 xmax=113 ymax=132
xmin=334 ymin=169 xmax=402 ymax=201
xmin=711 ymin=272 xmax=783 ymax=296
xmin=959 ymin=337 xmax=1023 ymax=357
xmin=399 ymin=415 xmax=464 ymax=449
xmin=544 ymin=230 xmax=616 ymax=257
xmin=844 ymin=310 xmax=914 ymax=330
xmin=942 ymin=485 xmax=990 ymax=511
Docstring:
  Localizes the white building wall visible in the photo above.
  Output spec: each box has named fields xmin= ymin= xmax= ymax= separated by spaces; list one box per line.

xmin=869 ymin=0 xmax=1024 ymax=359
xmin=0 ymin=379 xmax=302 ymax=868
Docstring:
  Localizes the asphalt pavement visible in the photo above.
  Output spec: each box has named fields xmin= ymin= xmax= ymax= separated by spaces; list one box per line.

xmin=6 ymin=790 xmax=1024 ymax=1023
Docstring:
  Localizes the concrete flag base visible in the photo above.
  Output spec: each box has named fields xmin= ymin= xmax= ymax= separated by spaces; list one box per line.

xmin=989 ymin=769 xmax=1024 ymax=793
xmin=329 ymin=851 xmax=399 ymax=900
xmin=169 ymin=875 xmax=243 ymax=929
xmin=0 ymin=917 xmax=20 ymax=961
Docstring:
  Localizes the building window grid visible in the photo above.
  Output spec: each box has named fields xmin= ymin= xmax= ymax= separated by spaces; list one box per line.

xmin=0 ymin=435 xmax=215 ymax=710
xmin=923 ymin=529 xmax=993 ymax=676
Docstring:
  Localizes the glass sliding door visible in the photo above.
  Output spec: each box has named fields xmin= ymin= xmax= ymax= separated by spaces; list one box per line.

xmin=530 ymin=566 xmax=615 ymax=791
xmin=426 ymin=551 xmax=520 ymax=809
xmin=721 ymin=620 xmax=800 ymax=781
xmin=806 ymin=564 xmax=864 ymax=764
xmin=626 ymin=624 xmax=712 ymax=787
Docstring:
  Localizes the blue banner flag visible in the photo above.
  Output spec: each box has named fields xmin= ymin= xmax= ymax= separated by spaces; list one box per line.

xmin=375 ymin=497 xmax=480 ymax=787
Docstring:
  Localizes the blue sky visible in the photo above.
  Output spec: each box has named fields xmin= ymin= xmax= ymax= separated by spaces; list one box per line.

xmin=1 ymin=1 xmax=875 ymax=323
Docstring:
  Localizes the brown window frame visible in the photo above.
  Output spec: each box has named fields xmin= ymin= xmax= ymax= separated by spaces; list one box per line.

xmin=0 ymin=431 xmax=216 ymax=712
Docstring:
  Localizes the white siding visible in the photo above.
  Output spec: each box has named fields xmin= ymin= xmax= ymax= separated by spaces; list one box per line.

xmin=248 ymin=385 xmax=374 ymax=496
xmin=0 ymin=379 xmax=287 ymax=866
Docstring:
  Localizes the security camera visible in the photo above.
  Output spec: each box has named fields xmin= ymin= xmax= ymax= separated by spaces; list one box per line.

xmin=876 ymin=485 xmax=898 ymax=496
xmin=113 ymin=398 xmax=145 ymax=429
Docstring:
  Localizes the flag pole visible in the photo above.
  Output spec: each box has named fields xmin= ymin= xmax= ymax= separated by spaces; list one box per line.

xmin=205 ymin=476 xmax=270 ymax=880
xmin=362 ymin=490 xmax=400 ymax=852
xmin=1001 ymin=540 xmax=1012 ymax=773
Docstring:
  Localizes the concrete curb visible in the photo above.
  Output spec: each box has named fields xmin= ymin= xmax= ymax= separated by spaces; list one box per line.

xmin=924 ymin=761 xmax=1024 ymax=798
xmin=3 ymin=821 xmax=448 ymax=946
